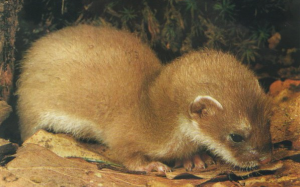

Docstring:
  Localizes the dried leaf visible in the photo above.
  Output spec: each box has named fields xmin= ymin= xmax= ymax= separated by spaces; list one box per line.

xmin=241 ymin=160 xmax=300 ymax=186
xmin=0 ymin=167 xmax=37 ymax=187
xmin=269 ymin=79 xmax=300 ymax=97
xmin=166 ymin=161 xmax=283 ymax=180
xmin=3 ymin=144 xmax=203 ymax=186
xmin=23 ymin=129 xmax=113 ymax=164
xmin=0 ymin=138 xmax=11 ymax=146
xmin=269 ymin=80 xmax=300 ymax=146
xmin=267 ymin=32 xmax=281 ymax=49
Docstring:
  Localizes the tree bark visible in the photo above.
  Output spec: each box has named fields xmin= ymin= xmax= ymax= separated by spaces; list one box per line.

xmin=0 ymin=0 xmax=22 ymax=123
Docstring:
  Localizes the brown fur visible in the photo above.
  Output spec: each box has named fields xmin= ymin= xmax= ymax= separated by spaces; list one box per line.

xmin=17 ymin=25 xmax=272 ymax=171
xmin=149 ymin=51 xmax=272 ymax=168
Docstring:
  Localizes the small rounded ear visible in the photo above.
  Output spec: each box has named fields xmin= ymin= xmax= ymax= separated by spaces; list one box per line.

xmin=189 ymin=96 xmax=223 ymax=119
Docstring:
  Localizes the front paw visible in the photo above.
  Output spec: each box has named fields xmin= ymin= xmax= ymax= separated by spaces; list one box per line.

xmin=175 ymin=153 xmax=214 ymax=171
xmin=123 ymin=159 xmax=171 ymax=173
xmin=136 ymin=161 xmax=172 ymax=173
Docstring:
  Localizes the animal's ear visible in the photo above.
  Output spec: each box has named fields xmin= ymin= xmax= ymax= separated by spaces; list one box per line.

xmin=189 ymin=96 xmax=223 ymax=119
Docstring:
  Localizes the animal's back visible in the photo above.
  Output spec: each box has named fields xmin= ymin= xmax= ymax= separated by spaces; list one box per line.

xmin=17 ymin=25 xmax=162 ymax=140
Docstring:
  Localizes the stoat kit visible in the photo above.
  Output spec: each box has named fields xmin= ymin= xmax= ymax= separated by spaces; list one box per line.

xmin=17 ymin=25 xmax=272 ymax=172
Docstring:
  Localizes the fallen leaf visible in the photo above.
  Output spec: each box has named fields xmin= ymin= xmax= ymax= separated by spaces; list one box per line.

xmin=270 ymin=82 xmax=300 ymax=147
xmin=269 ymin=79 xmax=300 ymax=97
xmin=3 ymin=144 xmax=205 ymax=186
xmin=0 ymin=138 xmax=11 ymax=146
xmin=240 ymin=160 xmax=300 ymax=187
xmin=166 ymin=161 xmax=283 ymax=180
xmin=0 ymin=167 xmax=38 ymax=187
xmin=201 ymin=181 xmax=242 ymax=187
xmin=23 ymin=129 xmax=113 ymax=164
xmin=0 ymin=138 xmax=18 ymax=166
xmin=268 ymin=32 xmax=281 ymax=49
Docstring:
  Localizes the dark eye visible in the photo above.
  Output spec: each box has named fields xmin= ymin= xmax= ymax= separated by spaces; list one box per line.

xmin=230 ymin=134 xmax=244 ymax=142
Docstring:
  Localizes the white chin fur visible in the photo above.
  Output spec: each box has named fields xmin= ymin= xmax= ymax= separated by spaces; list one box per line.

xmin=178 ymin=116 xmax=243 ymax=167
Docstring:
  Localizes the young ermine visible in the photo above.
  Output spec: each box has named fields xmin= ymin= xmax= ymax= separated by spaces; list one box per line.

xmin=17 ymin=24 xmax=272 ymax=172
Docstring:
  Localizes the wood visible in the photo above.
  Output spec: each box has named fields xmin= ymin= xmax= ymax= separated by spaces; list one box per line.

xmin=0 ymin=0 xmax=22 ymax=102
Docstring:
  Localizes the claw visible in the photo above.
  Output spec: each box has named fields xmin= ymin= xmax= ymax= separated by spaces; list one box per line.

xmin=183 ymin=158 xmax=193 ymax=171
xmin=136 ymin=161 xmax=171 ymax=173
xmin=175 ymin=153 xmax=212 ymax=171
xmin=192 ymin=154 xmax=206 ymax=170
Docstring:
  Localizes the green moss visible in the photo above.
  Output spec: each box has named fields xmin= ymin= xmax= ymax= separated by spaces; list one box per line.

xmin=19 ymin=0 xmax=295 ymax=66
